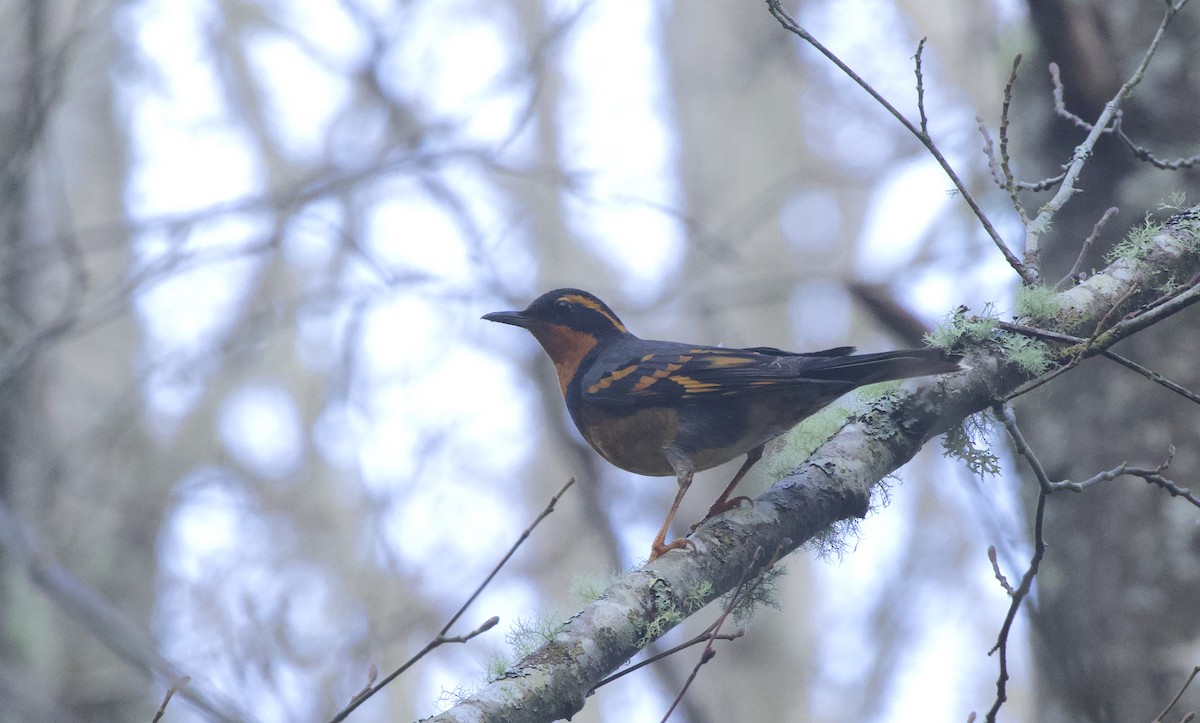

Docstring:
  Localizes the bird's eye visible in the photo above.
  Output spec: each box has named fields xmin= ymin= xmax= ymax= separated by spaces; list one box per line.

xmin=554 ymin=299 xmax=572 ymax=316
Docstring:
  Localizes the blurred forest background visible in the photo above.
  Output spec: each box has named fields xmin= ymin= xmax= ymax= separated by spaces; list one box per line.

xmin=1 ymin=0 xmax=1198 ymax=721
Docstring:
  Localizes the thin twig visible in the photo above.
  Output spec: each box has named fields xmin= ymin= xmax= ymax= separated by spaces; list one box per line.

xmin=765 ymin=0 xmax=1034 ymax=285
xmin=987 ymin=405 xmax=1051 ymax=722
xmin=1092 ymin=281 xmax=1200 ymax=349
xmin=1056 ymin=207 xmax=1119 ymax=290
xmin=1115 ymin=115 xmax=1200 ymax=171
xmin=1015 ymin=171 xmax=1067 ymax=192
xmin=998 ymin=54 xmax=1028 ymax=223
xmin=1048 ymin=63 xmax=1097 ymax=131
xmin=998 ymin=321 xmax=1200 ymax=406
xmin=661 ymin=542 xmax=787 ymax=722
xmin=1051 ymin=447 xmax=1199 ymax=507
xmin=989 ymin=401 xmax=1198 ymax=721
xmin=1155 ymin=665 xmax=1200 ymax=722
xmin=995 ymin=404 xmax=1052 ymax=494
xmin=1090 ymin=285 xmax=1139 ymax=341
xmin=987 ymin=546 xmax=1014 ymax=596
xmin=1009 ymin=280 xmax=1200 ymax=403
xmin=999 ymin=360 xmax=1079 ymax=402
xmin=977 ymin=117 xmax=1005 ymax=187
xmin=914 ymin=38 xmax=929 ymax=135
xmin=996 ymin=321 xmax=1084 ymax=345
xmin=328 ymin=478 xmax=576 ymax=722
xmin=661 ymin=547 xmax=765 ymax=722
xmin=1097 ymin=350 xmax=1200 ymax=406
xmin=152 ymin=676 xmax=191 ymax=723
xmin=590 ymin=627 xmax=744 ymax=692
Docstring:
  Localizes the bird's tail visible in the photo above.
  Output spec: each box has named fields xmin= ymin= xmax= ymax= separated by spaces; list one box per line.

xmin=805 ymin=348 xmax=964 ymax=386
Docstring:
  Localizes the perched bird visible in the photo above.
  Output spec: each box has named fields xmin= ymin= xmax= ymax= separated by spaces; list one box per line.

xmin=484 ymin=288 xmax=962 ymax=562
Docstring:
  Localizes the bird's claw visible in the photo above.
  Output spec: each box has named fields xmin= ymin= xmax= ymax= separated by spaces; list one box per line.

xmin=702 ymin=496 xmax=753 ymax=522
xmin=648 ymin=536 xmax=696 ymax=563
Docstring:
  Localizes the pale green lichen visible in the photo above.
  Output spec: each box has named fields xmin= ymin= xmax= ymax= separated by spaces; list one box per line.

xmin=943 ymin=413 xmax=1000 ymax=481
xmin=1014 ymin=284 xmax=1061 ymax=323
xmin=924 ymin=305 xmax=1000 ymax=351
xmin=570 ymin=573 xmax=618 ymax=605
xmin=721 ymin=564 xmax=785 ymax=627
xmin=506 ymin=611 xmax=567 ymax=659
xmin=761 ymin=403 xmax=852 ymax=479
xmin=1000 ymin=334 xmax=1052 ymax=375
xmin=1106 ymin=214 xmax=1163 ymax=263
xmin=638 ymin=584 xmax=683 ymax=646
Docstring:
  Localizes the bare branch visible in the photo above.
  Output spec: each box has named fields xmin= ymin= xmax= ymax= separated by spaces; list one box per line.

xmin=914 ymin=38 xmax=929 ymax=136
xmin=1051 ymin=447 xmax=1199 ymax=508
xmin=151 ymin=676 xmax=191 ymax=723
xmin=977 ymin=117 xmax=1005 ymax=187
xmin=591 ymin=628 xmax=744 ymax=692
xmin=1049 ymin=62 xmax=1097 ymax=131
xmin=1057 ymin=207 xmax=1119 ymax=290
xmin=764 ymin=0 xmax=1033 ymax=285
xmin=1024 ymin=0 xmax=1191 ymax=276
xmin=1155 ymin=665 xmax=1200 ymax=722
xmin=1096 ymin=350 xmax=1200 ymax=406
xmin=987 ymin=546 xmax=1014 ymax=596
xmin=987 ymin=405 xmax=1051 ymax=722
xmin=998 ymin=54 xmax=1028 ymax=224
xmin=1114 ymin=118 xmax=1200 ymax=171
xmin=328 ymin=478 xmax=575 ymax=722
xmin=661 ymin=545 xmax=773 ymax=721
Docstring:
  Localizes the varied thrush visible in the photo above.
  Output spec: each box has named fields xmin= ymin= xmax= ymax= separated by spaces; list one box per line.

xmin=484 ymin=288 xmax=963 ymax=562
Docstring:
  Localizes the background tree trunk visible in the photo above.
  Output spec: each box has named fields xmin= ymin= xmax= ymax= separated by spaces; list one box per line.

xmin=0 ymin=2 xmax=160 ymax=720
xmin=1018 ymin=2 xmax=1200 ymax=719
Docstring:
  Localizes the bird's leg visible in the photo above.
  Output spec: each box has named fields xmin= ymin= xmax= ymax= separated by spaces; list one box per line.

xmin=701 ymin=444 xmax=763 ymax=521
xmin=649 ymin=450 xmax=696 ymax=562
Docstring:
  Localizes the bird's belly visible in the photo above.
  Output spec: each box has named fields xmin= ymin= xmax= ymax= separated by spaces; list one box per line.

xmin=575 ymin=400 xmax=788 ymax=476
xmin=577 ymin=405 xmax=680 ymax=476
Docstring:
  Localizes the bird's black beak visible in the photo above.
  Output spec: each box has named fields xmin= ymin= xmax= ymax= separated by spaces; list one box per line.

xmin=482 ymin=310 xmax=534 ymax=328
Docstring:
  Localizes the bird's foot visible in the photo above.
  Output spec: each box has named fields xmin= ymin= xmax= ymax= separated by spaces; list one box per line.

xmin=689 ymin=496 xmax=753 ymax=531
xmin=648 ymin=536 xmax=695 ymax=563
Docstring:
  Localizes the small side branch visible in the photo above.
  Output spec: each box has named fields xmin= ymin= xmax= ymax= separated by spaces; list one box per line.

xmin=1056 ymin=207 xmax=1119 ymax=291
xmin=1115 ymin=118 xmax=1200 ymax=171
xmin=660 ymin=545 xmax=775 ymax=721
xmin=914 ymin=38 xmax=929 ymax=135
xmin=986 ymin=402 xmax=1198 ymax=720
xmin=328 ymin=478 xmax=576 ymax=722
xmin=151 ymin=676 xmax=191 ymax=723
xmin=986 ymin=404 xmax=1051 ymax=722
xmin=1154 ymin=665 xmax=1200 ymax=722
xmin=998 ymin=54 xmax=1028 ymax=224
xmin=1052 ymin=447 xmax=1199 ymax=508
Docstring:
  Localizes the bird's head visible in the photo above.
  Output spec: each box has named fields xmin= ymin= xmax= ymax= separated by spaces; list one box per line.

xmin=484 ymin=288 xmax=631 ymax=394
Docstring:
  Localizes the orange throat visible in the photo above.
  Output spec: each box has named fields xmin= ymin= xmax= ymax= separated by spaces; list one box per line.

xmin=530 ymin=326 xmax=598 ymax=397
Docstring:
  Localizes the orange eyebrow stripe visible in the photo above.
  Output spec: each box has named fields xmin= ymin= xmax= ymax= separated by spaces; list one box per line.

xmin=559 ymin=294 xmax=628 ymax=333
